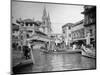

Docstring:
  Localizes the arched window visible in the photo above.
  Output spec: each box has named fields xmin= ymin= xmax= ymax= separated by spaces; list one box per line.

xmin=26 ymin=23 xmax=28 ymax=26
xmin=26 ymin=34 xmax=29 ymax=38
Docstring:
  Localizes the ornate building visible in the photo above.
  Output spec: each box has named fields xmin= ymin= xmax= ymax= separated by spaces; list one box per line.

xmin=16 ymin=18 xmax=41 ymax=46
xmin=71 ymin=20 xmax=85 ymax=46
xmin=62 ymin=20 xmax=85 ymax=48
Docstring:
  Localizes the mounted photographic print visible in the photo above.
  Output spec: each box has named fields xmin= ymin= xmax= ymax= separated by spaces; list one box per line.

xmin=11 ymin=0 xmax=96 ymax=74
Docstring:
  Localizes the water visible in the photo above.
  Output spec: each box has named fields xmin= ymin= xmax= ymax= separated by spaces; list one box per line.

xmin=13 ymin=52 xmax=96 ymax=74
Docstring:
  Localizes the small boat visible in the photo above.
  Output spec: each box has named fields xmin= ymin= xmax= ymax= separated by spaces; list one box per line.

xmin=81 ymin=46 xmax=96 ymax=58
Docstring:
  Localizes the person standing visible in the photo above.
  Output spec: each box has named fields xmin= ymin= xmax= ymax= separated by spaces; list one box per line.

xmin=22 ymin=45 xmax=29 ymax=59
xmin=73 ymin=44 xmax=76 ymax=50
xmin=28 ymin=42 xmax=35 ymax=64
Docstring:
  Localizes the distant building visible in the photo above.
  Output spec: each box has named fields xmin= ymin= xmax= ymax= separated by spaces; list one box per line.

xmin=49 ymin=33 xmax=63 ymax=42
xmin=41 ymin=7 xmax=52 ymax=34
xmin=71 ymin=20 xmax=85 ymax=46
xmin=48 ymin=33 xmax=65 ymax=50
xmin=62 ymin=23 xmax=73 ymax=46
xmin=82 ymin=5 xmax=96 ymax=47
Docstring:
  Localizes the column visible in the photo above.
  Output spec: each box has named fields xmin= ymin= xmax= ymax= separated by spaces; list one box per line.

xmin=48 ymin=40 xmax=51 ymax=51
xmin=86 ymin=33 xmax=90 ymax=45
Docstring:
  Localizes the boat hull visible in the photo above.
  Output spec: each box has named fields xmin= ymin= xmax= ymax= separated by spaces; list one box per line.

xmin=82 ymin=48 xmax=96 ymax=58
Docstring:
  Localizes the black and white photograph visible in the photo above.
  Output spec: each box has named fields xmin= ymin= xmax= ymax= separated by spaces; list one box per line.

xmin=11 ymin=0 xmax=96 ymax=74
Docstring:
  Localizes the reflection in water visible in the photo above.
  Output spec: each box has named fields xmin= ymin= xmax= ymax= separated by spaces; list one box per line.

xmin=50 ymin=54 xmax=64 ymax=71
xmin=14 ymin=52 xmax=96 ymax=73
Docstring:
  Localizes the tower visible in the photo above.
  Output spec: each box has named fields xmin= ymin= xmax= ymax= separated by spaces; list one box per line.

xmin=42 ymin=6 xmax=47 ymax=24
xmin=42 ymin=7 xmax=52 ymax=34
xmin=47 ymin=13 xmax=52 ymax=33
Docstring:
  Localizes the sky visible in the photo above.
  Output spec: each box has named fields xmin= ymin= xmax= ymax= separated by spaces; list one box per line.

xmin=12 ymin=1 xmax=84 ymax=33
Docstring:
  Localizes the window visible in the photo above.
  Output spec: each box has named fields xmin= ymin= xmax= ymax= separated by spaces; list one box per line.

xmin=26 ymin=23 xmax=28 ymax=26
xmin=63 ymin=29 xmax=65 ymax=33
xmin=69 ymin=34 xmax=71 ymax=37
xmin=69 ymin=26 xmax=71 ymax=29
xmin=26 ymin=34 xmax=29 ymax=38
xmin=90 ymin=29 xmax=93 ymax=36
xmin=22 ymin=24 xmax=24 ymax=26
xmin=30 ymin=23 xmax=33 ymax=26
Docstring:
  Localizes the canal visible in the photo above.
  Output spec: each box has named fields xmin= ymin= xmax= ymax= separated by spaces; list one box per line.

xmin=13 ymin=52 xmax=96 ymax=74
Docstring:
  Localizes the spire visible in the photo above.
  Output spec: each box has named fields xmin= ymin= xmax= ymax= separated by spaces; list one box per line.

xmin=47 ymin=13 xmax=52 ymax=32
xmin=48 ymin=13 xmax=50 ymax=21
xmin=42 ymin=6 xmax=47 ymax=21
xmin=47 ymin=12 xmax=51 ymax=25
xmin=48 ymin=13 xmax=50 ymax=19
xmin=42 ymin=5 xmax=52 ymax=33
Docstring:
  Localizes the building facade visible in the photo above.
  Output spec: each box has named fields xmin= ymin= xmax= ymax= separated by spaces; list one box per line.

xmin=71 ymin=20 xmax=85 ymax=41
xmin=16 ymin=18 xmax=40 ymax=46
xmin=12 ymin=23 xmax=20 ymax=50
xmin=82 ymin=5 xmax=96 ymax=47
xmin=71 ymin=20 xmax=85 ymax=46
xmin=62 ymin=23 xmax=73 ymax=46
xmin=62 ymin=20 xmax=85 ymax=48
